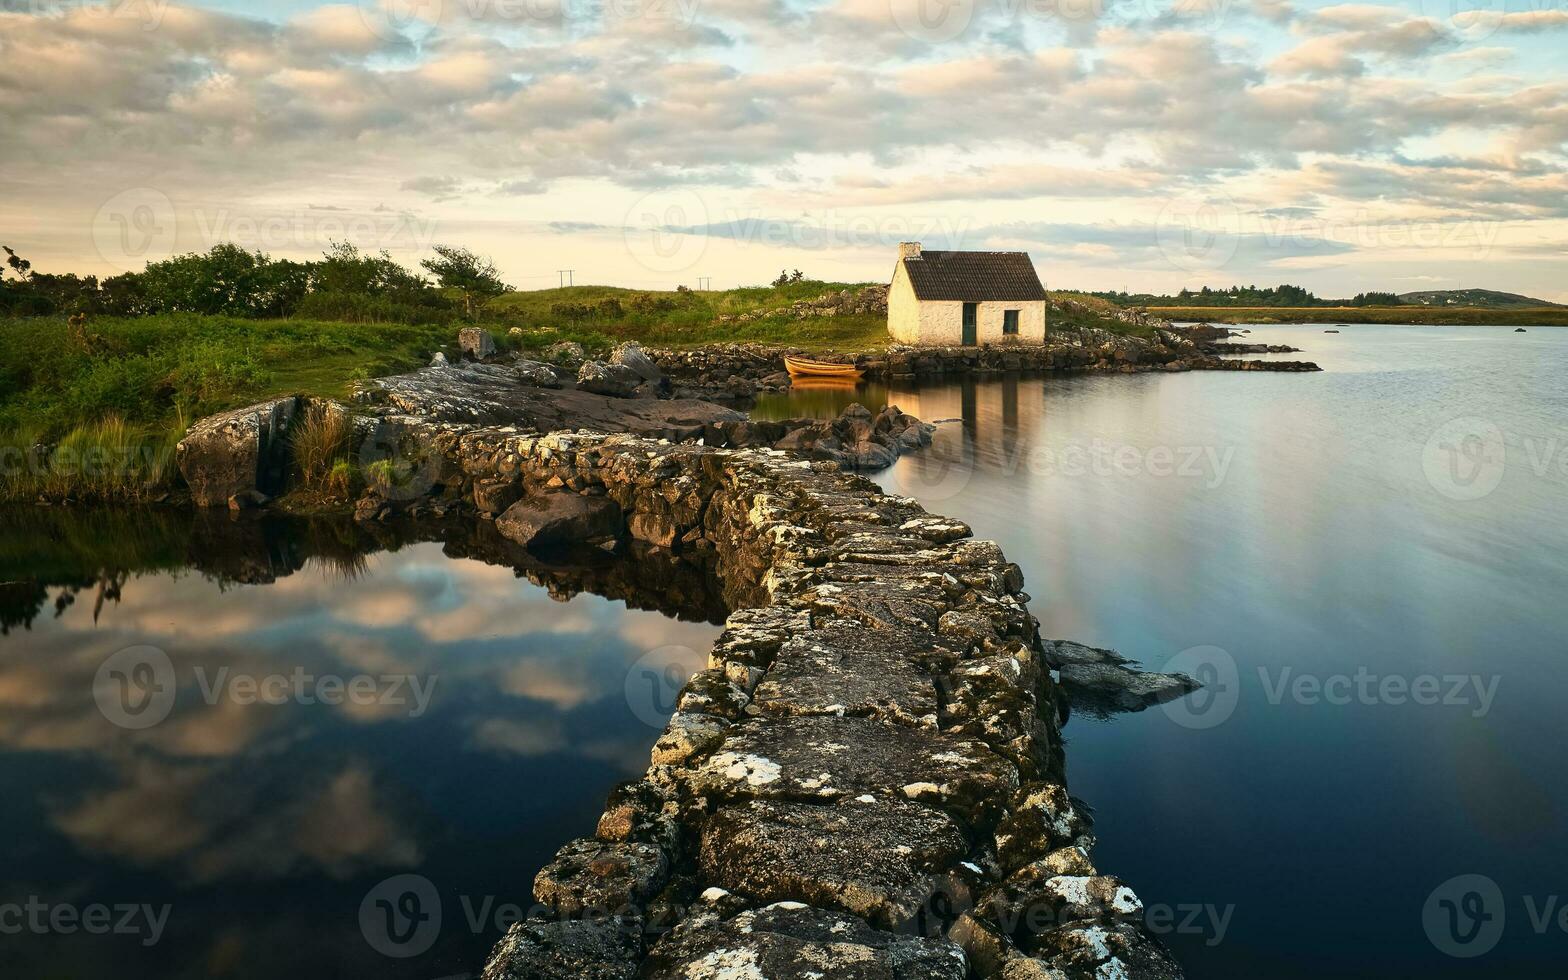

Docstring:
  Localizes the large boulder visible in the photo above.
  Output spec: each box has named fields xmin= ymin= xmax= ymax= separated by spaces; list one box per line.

xmin=496 ymin=493 xmax=624 ymax=549
xmin=176 ymin=397 xmax=300 ymax=507
xmin=577 ymin=361 xmax=643 ymax=398
xmin=609 ymin=342 xmax=663 ymax=383
xmin=544 ymin=340 xmax=586 ymax=367
xmin=459 ymin=327 xmax=496 ymax=360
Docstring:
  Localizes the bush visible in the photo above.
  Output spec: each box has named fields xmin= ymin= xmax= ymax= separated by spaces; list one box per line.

xmin=291 ymin=407 xmax=354 ymax=493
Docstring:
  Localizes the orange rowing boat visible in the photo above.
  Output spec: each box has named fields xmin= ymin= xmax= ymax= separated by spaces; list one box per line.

xmin=785 ymin=355 xmax=864 ymax=380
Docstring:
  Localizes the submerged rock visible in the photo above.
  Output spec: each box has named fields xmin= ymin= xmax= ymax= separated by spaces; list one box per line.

xmin=1043 ymin=640 xmax=1200 ymax=719
xmin=496 ymin=493 xmax=624 ymax=549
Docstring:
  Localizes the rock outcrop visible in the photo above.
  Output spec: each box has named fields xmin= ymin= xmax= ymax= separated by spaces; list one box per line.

xmin=460 ymin=327 xmax=498 ymax=361
xmin=468 ymin=431 xmax=1190 ymax=980
xmin=176 ymin=396 xmax=300 ymax=507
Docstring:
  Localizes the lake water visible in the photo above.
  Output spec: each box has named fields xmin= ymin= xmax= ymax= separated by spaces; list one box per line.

xmin=769 ymin=324 xmax=1568 ymax=977
xmin=0 ymin=514 xmax=721 ymax=978
xmin=5 ymin=325 xmax=1565 ymax=978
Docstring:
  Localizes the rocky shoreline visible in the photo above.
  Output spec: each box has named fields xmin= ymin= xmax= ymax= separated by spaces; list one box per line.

xmin=634 ymin=327 xmax=1319 ymax=402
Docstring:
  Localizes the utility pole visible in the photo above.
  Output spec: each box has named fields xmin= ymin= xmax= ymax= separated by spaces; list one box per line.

xmin=557 ymin=270 xmax=574 ymax=288
xmin=697 ymin=277 xmax=712 ymax=291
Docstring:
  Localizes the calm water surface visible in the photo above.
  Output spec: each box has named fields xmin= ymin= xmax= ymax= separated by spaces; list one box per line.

xmin=0 ymin=516 xmax=720 ymax=978
xmin=774 ymin=324 xmax=1568 ymax=977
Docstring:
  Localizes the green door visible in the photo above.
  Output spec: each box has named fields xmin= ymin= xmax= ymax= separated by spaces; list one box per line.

xmin=962 ymin=303 xmax=978 ymax=345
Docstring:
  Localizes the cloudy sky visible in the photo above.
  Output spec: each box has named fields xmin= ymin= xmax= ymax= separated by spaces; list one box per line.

xmin=2 ymin=0 xmax=1565 ymax=299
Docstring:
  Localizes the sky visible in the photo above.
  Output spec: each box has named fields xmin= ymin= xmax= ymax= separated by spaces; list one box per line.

xmin=1 ymin=0 xmax=1565 ymax=299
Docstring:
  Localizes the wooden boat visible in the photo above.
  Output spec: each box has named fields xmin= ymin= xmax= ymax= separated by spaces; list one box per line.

xmin=785 ymin=355 xmax=864 ymax=380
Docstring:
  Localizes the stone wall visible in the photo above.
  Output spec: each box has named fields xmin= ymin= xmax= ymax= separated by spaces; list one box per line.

xmin=471 ymin=431 xmax=1185 ymax=980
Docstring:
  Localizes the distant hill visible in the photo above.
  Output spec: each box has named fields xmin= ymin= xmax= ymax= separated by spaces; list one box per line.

xmin=1397 ymin=289 xmax=1562 ymax=309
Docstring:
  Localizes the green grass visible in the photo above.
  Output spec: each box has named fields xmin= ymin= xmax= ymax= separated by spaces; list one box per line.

xmin=1 ymin=282 xmax=1147 ymax=501
xmin=489 ymin=281 xmax=892 ymax=351
xmin=1148 ymin=306 xmax=1568 ymax=326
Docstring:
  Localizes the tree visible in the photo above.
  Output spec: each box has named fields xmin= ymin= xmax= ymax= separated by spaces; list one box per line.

xmin=421 ymin=245 xmax=507 ymax=317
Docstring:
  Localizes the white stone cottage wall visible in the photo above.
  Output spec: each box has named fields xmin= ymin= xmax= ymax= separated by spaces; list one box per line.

xmin=888 ymin=259 xmax=1048 ymax=346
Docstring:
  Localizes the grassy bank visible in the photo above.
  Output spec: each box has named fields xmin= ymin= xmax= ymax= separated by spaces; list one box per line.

xmin=1 ymin=282 xmax=1147 ymax=501
xmin=1150 ymin=305 xmax=1568 ymax=326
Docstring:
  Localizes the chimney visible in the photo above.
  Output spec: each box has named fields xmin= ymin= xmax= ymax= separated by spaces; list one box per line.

xmin=898 ymin=242 xmax=923 ymax=260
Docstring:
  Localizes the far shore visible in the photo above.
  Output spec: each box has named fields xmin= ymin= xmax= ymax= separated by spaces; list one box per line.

xmin=1150 ymin=305 xmax=1568 ymax=326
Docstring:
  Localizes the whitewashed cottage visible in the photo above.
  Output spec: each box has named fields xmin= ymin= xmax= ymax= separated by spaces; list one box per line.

xmin=887 ymin=242 xmax=1048 ymax=346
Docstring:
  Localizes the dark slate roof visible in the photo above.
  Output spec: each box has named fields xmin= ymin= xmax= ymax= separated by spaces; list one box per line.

xmin=900 ymin=250 xmax=1046 ymax=302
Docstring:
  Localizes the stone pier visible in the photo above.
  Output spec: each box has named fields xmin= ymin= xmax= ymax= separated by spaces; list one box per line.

xmin=465 ymin=430 xmax=1185 ymax=980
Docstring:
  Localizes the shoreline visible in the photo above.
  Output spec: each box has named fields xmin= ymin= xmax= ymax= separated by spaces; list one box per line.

xmin=1150 ymin=306 xmax=1568 ymax=327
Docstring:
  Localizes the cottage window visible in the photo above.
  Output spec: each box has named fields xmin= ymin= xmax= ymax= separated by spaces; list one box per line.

xmin=1003 ymin=310 xmax=1020 ymax=335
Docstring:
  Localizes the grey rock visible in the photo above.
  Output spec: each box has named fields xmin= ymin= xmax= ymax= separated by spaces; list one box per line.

xmin=578 ymin=361 xmax=646 ymax=399
xmin=355 ymin=365 xmax=741 ymax=435
xmin=176 ymin=396 xmax=299 ymax=507
xmin=482 ymin=917 xmax=640 ymax=980
xmin=699 ymin=798 xmax=968 ymax=929
xmin=1056 ymin=662 xmax=1200 ymax=719
xmin=460 ymin=327 xmax=497 ymax=360
xmin=496 ymin=493 xmax=624 ymax=549
xmin=609 ymin=342 xmax=664 ymax=382
xmin=533 ymin=837 xmax=669 ymax=917
xmin=545 ymin=340 xmax=586 ymax=367
xmin=681 ymin=714 xmax=1018 ymax=828
xmin=750 ymin=635 xmax=939 ymax=727
xmin=643 ymin=902 xmax=968 ymax=980
xmin=431 ymin=351 xmax=449 ymax=367
xmin=515 ymin=359 xmax=563 ymax=388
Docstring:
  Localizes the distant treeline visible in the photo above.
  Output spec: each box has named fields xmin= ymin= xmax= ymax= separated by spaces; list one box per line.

xmin=0 ymin=242 xmax=507 ymax=323
xmin=1094 ymin=284 xmax=1402 ymax=308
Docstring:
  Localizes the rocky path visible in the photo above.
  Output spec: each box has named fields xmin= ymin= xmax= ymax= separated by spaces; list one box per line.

xmin=470 ymin=432 xmax=1187 ymax=980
